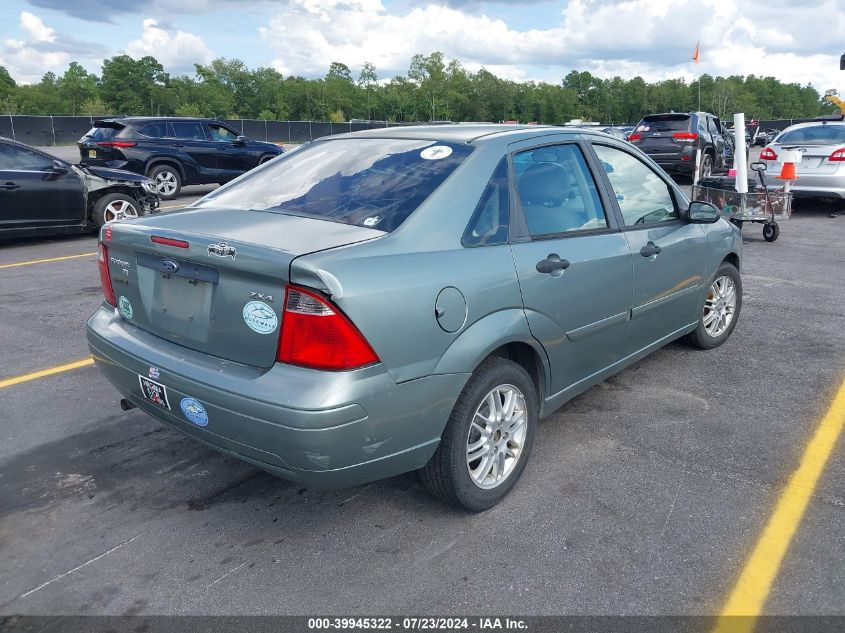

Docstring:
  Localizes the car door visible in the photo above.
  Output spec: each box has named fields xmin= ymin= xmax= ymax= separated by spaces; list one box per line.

xmin=0 ymin=142 xmax=84 ymax=231
xmin=590 ymin=143 xmax=708 ymax=353
xmin=507 ymin=140 xmax=634 ymax=397
xmin=167 ymin=121 xmax=219 ymax=183
xmin=708 ymin=116 xmax=726 ymax=168
xmin=206 ymin=122 xmax=255 ymax=181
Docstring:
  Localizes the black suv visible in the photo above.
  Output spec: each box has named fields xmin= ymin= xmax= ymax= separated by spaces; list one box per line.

xmin=78 ymin=117 xmax=284 ymax=199
xmin=629 ymin=112 xmax=727 ymax=179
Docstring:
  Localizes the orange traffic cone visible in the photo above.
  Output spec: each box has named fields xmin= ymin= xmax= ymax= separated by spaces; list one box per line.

xmin=777 ymin=161 xmax=798 ymax=180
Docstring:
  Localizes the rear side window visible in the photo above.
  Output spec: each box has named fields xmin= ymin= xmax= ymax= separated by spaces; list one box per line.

xmin=138 ymin=122 xmax=167 ymax=138
xmin=463 ymin=158 xmax=509 ymax=247
xmin=636 ymin=116 xmax=690 ymax=133
xmin=514 ymin=144 xmax=607 ymax=237
xmin=170 ymin=122 xmax=207 ymax=140
xmin=776 ymin=125 xmax=845 ymax=145
xmin=194 ymin=139 xmax=473 ymax=232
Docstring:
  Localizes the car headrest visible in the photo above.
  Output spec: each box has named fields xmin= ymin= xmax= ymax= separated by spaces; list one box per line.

xmin=518 ymin=162 xmax=571 ymax=206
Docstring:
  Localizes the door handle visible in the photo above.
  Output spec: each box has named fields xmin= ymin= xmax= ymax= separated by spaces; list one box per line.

xmin=171 ymin=143 xmax=185 ymax=148
xmin=536 ymin=254 xmax=570 ymax=274
xmin=640 ymin=242 xmax=662 ymax=257
xmin=0 ymin=182 xmax=20 ymax=190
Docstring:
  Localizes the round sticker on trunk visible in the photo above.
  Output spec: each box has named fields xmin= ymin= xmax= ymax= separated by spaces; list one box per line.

xmin=180 ymin=397 xmax=208 ymax=427
xmin=118 ymin=296 xmax=133 ymax=320
xmin=242 ymin=300 xmax=278 ymax=334
xmin=420 ymin=145 xmax=452 ymax=160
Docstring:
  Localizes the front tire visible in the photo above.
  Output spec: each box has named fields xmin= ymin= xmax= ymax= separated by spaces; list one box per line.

xmin=420 ymin=356 xmax=537 ymax=511
xmin=686 ymin=262 xmax=742 ymax=350
xmin=92 ymin=193 xmax=140 ymax=227
xmin=148 ymin=164 xmax=182 ymax=200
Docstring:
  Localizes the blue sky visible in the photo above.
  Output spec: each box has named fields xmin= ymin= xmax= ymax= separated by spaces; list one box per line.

xmin=1 ymin=0 xmax=842 ymax=95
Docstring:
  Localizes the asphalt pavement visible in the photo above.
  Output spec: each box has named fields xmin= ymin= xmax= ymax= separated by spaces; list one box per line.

xmin=0 ymin=159 xmax=843 ymax=618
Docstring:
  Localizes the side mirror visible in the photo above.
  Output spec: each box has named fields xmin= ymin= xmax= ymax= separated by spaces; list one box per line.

xmin=49 ymin=159 xmax=68 ymax=174
xmin=234 ymin=135 xmax=248 ymax=145
xmin=685 ymin=201 xmax=720 ymax=224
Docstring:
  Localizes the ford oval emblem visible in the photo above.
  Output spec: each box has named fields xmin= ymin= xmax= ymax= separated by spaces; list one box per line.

xmin=161 ymin=259 xmax=179 ymax=273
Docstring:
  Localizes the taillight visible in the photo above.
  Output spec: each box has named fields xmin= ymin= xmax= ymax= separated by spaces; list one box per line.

xmin=628 ymin=133 xmax=642 ymax=142
xmin=672 ymin=132 xmax=699 ymax=141
xmin=829 ymin=148 xmax=845 ymax=161
xmin=98 ymin=242 xmax=116 ymax=306
xmin=96 ymin=141 xmax=137 ymax=148
xmin=760 ymin=147 xmax=778 ymax=161
xmin=277 ymin=286 xmax=379 ymax=371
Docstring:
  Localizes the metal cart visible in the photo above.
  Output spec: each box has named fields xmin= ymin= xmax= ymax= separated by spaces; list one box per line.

xmin=691 ymin=163 xmax=792 ymax=242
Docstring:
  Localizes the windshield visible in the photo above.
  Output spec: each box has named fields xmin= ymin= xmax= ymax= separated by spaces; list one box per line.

xmin=776 ymin=125 xmax=845 ymax=145
xmin=194 ymin=138 xmax=472 ymax=231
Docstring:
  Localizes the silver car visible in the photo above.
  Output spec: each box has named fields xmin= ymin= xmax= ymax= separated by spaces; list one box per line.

xmin=87 ymin=125 xmax=742 ymax=511
xmin=760 ymin=121 xmax=845 ymax=201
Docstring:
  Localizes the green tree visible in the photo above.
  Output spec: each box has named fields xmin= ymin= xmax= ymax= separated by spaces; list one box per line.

xmin=58 ymin=62 xmax=98 ymax=115
xmin=100 ymin=55 xmax=169 ymax=114
xmin=358 ymin=62 xmax=378 ymax=120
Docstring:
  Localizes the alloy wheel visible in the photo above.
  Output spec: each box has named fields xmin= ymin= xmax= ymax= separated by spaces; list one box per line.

xmin=154 ymin=170 xmax=178 ymax=196
xmin=703 ymin=275 xmax=737 ymax=337
xmin=104 ymin=199 xmax=139 ymax=222
xmin=466 ymin=384 xmax=527 ymax=490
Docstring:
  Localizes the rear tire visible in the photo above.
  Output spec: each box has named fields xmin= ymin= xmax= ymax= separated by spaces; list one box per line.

xmin=686 ymin=262 xmax=742 ymax=350
xmin=420 ymin=356 xmax=537 ymax=512
xmin=92 ymin=193 xmax=140 ymax=227
xmin=699 ymin=152 xmax=713 ymax=179
xmin=148 ymin=164 xmax=182 ymax=200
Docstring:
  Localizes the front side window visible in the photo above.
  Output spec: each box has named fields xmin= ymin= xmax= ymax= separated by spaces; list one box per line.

xmin=514 ymin=144 xmax=607 ymax=237
xmin=0 ymin=144 xmax=52 ymax=171
xmin=194 ymin=139 xmax=473 ymax=232
xmin=592 ymin=144 xmax=677 ymax=226
xmin=169 ymin=122 xmax=207 ymax=140
xmin=208 ymin=124 xmax=238 ymax=141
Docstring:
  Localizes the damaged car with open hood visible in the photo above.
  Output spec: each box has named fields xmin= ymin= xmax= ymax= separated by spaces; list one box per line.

xmin=0 ymin=136 xmax=160 ymax=240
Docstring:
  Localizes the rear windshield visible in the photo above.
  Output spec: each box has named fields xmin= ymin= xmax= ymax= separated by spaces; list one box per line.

xmin=635 ymin=116 xmax=690 ymax=133
xmin=194 ymin=139 xmax=473 ymax=231
xmin=775 ymin=125 xmax=845 ymax=145
xmin=85 ymin=124 xmax=122 ymax=140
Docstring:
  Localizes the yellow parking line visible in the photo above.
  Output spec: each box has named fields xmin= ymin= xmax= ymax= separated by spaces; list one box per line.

xmin=0 ymin=357 xmax=95 ymax=389
xmin=0 ymin=252 xmax=97 ymax=270
xmin=712 ymin=376 xmax=845 ymax=633
xmin=160 ymin=204 xmax=185 ymax=210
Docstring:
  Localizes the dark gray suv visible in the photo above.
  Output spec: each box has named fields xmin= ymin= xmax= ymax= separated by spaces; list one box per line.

xmin=630 ymin=112 xmax=728 ymax=179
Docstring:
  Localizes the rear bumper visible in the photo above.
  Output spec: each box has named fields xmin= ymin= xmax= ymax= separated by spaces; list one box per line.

xmin=86 ymin=305 xmax=468 ymax=487
xmin=643 ymin=147 xmax=697 ymax=174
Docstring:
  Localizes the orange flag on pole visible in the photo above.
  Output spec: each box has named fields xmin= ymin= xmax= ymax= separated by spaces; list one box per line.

xmin=692 ymin=41 xmax=700 ymax=64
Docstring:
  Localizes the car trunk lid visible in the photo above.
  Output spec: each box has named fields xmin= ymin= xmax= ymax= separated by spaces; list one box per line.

xmin=102 ymin=208 xmax=385 ymax=368
xmin=632 ymin=114 xmax=693 ymax=158
xmin=79 ymin=120 xmax=128 ymax=162
xmin=769 ymin=143 xmax=843 ymax=174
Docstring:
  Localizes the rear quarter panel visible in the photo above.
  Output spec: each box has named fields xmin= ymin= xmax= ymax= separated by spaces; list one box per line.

xmin=289 ymin=145 xmax=537 ymax=385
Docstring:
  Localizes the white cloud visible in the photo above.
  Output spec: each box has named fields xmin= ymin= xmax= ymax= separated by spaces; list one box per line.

xmin=259 ymin=0 xmax=840 ymax=94
xmin=125 ymin=18 xmax=214 ymax=75
xmin=19 ymin=11 xmax=55 ymax=43
xmin=2 ymin=12 xmax=70 ymax=82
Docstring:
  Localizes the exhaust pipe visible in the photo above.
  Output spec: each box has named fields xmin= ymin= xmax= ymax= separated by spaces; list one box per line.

xmin=120 ymin=398 xmax=135 ymax=411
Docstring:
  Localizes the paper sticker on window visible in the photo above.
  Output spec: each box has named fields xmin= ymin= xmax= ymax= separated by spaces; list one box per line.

xmin=420 ymin=145 xmax=453 ymax=160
